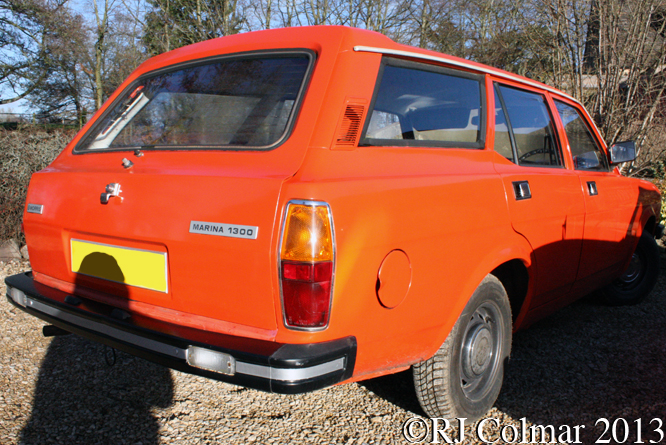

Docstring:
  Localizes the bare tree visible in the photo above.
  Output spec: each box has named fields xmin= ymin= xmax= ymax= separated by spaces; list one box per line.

xmin=299 ymin=0 xmax=330 ymax=25
xmin=143 ymin=0 xmax=243 ymax=55
xmin=91 ymin=0 xmax=114 ymax=110
xmin=3 ymin=0 xmax=666 ymax=178
xmin=28 ymin=9 xmax=89 ymax=125
xmin=560 ymin=0 xmax=666 ymax=174
xmin=0 ymin=0 xmax=68 ymax=104
xmin=96 ymin=7 xmax=148 ymax=98
xmin=248 ymin=0 xmax=274 ymax=29
xmin=275 ymin=0 xmax=299 ymax=27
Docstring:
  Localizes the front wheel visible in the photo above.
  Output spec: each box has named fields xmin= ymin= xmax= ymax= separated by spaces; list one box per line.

xmin=413 ymin=275 xmax=512 ymax=422
xmin=599 ymin=230 xmax=660 ymax=306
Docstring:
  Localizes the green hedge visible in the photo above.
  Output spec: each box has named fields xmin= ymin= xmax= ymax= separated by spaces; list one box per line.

xmin=0 ymin=127 xmax=75 ymax=244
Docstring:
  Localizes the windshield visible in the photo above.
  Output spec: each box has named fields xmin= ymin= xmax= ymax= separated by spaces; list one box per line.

xmin=77 ymin=53 xmax=312 ymax=151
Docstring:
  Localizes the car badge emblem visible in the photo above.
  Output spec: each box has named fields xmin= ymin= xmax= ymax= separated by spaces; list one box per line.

xmin=27 ymin=204 xmax=44 ymax=214
xmin=100 ymin=183 xmax=122 ymax=204
xmin=189 ymin=221 xmax=258 ymax=239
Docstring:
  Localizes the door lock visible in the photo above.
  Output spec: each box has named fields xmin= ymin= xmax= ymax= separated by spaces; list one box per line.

xmin=101 ymin=183 xmax=122 ymax=204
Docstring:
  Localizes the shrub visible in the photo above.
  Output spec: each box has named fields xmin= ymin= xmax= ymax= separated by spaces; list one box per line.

xmin=0 ymin=127 xmax=75 ymax=244
xmin=651 ymin=179 xmax=666 ymax=227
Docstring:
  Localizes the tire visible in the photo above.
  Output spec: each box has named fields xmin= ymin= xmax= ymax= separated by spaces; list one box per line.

xmin=413 ymin=275 xmax=512 ymax=422
xmin=600 ymin=230 xmax=660 ymax=306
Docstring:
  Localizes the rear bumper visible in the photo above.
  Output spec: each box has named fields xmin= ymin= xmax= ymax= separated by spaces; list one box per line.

xmin=5 ymin=272 xmax=356 ymax=394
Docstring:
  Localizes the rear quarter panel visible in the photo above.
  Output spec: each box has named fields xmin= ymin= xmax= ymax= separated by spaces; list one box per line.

xmin=276 ymin=146 xmax=531 ymax=378
xmin=271 ymin=49 xmax=535 ymax=379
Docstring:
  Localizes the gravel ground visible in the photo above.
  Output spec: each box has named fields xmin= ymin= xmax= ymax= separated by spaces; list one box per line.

xmin=1 ymin=253 xmax=666 ymax=445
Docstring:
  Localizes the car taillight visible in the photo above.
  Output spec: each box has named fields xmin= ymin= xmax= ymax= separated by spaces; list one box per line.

xmin=279 ymin=201 xmax=334 ymax=329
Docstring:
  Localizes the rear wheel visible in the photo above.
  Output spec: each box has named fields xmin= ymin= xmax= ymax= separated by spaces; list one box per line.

xmin=600 ymin=230 xmax=660 ymax=306
xmin=413 ymin=275 xmax=512 ymax=421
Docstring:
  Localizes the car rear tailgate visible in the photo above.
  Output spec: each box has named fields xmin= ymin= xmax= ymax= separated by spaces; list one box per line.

xmin=23 ymin=150 xmax=303 ymax=335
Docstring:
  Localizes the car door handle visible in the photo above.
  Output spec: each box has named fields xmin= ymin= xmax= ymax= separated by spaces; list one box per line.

xmin=587 ymin=181 xmax=598 ymax=196
xmin=512 ymin=181 xmax=531 ymax=200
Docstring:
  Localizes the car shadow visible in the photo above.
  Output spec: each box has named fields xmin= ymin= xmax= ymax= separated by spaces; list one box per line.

xmin=496 ymin=287 xmax=666 ymax=443
xmin=21 ymin=257 xmax=174 ymax=444
xmin=358 ymin=243 xmax=666 ymax=442
xmin=20 ymin=336 xmax=174 ymax=444
xmin=357 ymin=369 xmax=425 ymax=416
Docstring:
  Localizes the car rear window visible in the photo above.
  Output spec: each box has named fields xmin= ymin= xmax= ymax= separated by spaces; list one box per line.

xmin=76 ymin=53 xmax=312 ymax=152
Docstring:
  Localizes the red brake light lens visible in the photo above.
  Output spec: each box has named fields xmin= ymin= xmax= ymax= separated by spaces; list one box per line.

xmin=281 ymin=261 xmax=333 ymax=328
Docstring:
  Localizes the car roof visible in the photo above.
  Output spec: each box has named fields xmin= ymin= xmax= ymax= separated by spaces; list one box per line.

xmin=131 ymin=26 xmax=578 ymax=104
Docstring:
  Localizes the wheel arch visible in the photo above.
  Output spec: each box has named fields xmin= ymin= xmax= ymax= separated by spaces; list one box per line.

xmin=644 ymin=215 xmax=657 ymax=237
xmin=490 ymin=259 xmax=529 ymax=325
xmin=428 ymin=232 xmax=534 ymax=356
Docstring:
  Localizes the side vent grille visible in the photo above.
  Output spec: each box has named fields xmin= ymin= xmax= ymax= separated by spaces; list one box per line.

xmin=335 ymin=104 xmax=366 ymax=148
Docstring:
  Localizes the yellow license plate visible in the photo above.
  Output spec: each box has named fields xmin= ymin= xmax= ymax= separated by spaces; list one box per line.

xmin=71 ymin=239 xmax=168 ymax=293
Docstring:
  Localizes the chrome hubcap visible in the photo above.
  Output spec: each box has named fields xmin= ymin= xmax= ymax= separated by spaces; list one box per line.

xmin=618 ymin=253 xmax=641 ymax=284
xmin=466 ymin=326 xmax=492 ymax=375
xmin=460 ymin=301 xmax=503 ymax=402
xmin=614 ymin=247 xmax=647 ymax=291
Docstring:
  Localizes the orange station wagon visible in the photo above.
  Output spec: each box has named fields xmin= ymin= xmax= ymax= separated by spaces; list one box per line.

xmin=5 ymin=26 xmax=662 ymax=421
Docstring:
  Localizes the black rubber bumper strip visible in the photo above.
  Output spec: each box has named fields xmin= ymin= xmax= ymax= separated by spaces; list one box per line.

xmin=5 ymin=272 xmax=356 ymax=394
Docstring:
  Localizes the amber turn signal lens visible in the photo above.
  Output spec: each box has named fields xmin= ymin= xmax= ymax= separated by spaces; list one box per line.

xmin=280 ymin=204 xmax=333 ymax=262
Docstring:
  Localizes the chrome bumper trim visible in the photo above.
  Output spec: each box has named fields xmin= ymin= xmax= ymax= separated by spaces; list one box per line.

xmin=27 ymin=297 xmax=187 ymax=359
xmin=8 ymin=285 xmax=345 ymax=382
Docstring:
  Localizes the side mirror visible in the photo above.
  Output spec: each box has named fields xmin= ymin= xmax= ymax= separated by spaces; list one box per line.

xmin=609 ymin=141 xmax=636 ymax=164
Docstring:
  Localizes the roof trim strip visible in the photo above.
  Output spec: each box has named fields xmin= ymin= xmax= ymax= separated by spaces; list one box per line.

xmin=353 ymin=45 xmax=579 ymax=104
xmin=353 ymin=45 xmax=608 ymax=148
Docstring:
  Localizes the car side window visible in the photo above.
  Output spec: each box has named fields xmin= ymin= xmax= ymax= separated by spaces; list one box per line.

xmin=496 ymin=84 xmax=562 ymax=167
xmin=366 ymin=110 xmax=403 ymax=140
xmin=554 ymin=100 xmax=610 ymax=171
xmin=493 ymin=88 xmax=514 ymax=161
xmin=362 ymin=60 xmax=485 ymax=148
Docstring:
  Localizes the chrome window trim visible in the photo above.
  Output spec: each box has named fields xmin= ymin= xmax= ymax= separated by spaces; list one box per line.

xmin=354 ymin=46 xmax=574 ymax=101
xmin=353 ymin=45 xmax=608 ymax=150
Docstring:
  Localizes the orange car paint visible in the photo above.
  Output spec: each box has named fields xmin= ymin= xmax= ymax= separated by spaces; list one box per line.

xmin=19 ymin=26 xmax=661 ymax=384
